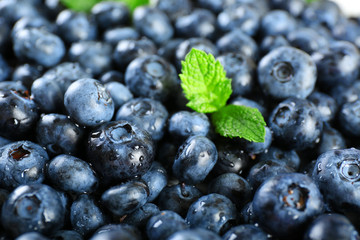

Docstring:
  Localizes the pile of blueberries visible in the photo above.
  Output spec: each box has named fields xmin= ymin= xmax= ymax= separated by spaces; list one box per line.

xmin=1 ymin=0 xmax=360 ymax=239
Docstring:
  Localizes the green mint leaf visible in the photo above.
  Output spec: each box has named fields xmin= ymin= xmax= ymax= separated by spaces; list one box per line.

xmin=60 ymin=0 xmax=100 ymax=12
xmin=212 ymin=104 xmax=266 ymax=142
xmin=179 ymin=48 xmax=232 ymax=113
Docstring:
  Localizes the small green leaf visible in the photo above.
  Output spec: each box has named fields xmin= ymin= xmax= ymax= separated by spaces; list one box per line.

xmin=212 ymin=104 xmax=266 ymax=142
xmin=179 ymin=48 xmax=232 ymax=113
xmin=60 ymin=0 xmax=100 ymax=12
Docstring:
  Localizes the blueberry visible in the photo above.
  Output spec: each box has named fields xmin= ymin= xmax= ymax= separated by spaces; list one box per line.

xmin=268 ymin=97 xmax=323 ymax=150
xmin=222 ymin=224 xmax=268 ymax=240
xmin=173 ymin=135 xmax=218 ymax=185
xmin=307 ymin=91 xmax=338 ymax=123
xmin=50 ymin=230 xmax=83 ymax=240
xmin=104 ymin=81 xmax=133 ymax=109
xmin=175 ymin=9 xmax=217 ymax=40
xmin=154 ymin=0 xmax=192 ymax=21
xmin=36 ymin=113 xmax=85 ymax=157
xmin=0 ymin=0 xmax=40 ymax=25
xmin=168 ymin=111 xmax=210 ymax=142
xmin=304 ymin=213 xmax=360 ymax=240
xmin=157 ymin=38 xmax=184 ymax=63
xmin=217 ymin=4 xmax=260 ymax=36
xmin=13 ymin=28 xmax=65 ymax=67
xmin=47 ymin=154 xmax=98 ymax=194
xmin=15 ymin=232 xmax=50 ymax=240
xmin=258 ymin=46 xmax=317 ymax=100
xmin=101 ymin=180 xmax=149 ymax=216
xmin=242 ymin=126 xmax=272 ymax=155
xmin=141 ymin=161 xmax=167 ymax=202
xmin=146 ymin=210 xmax=189 ymax=240
xmin=11 ymin=16 xmax=56 ymax=38
xmin=113 ymin=38 xmax=157 ymax=71
xmin=253 ymin=173 xmax=324 ymax=239
xmin=0 ymin=141 xmax=49 ymax=190
xmin=217 ymin=52 xmax=256 ymax=97
xmin=70 ymin=194 xmax=108 ymax=236
xmin=91 ymin=1 xmax=129 ymax=30
xmin=287 ymin=27 xmax=329 ymax=54
xmin=260 ymin=35 xmax=289 ymax=56
xmin=68 ymin=41 xmax=113 ymax=76
xmin=12 ymin=64 xmax=43 ymax=90
xmin=64 ymin=78 xmax=114 ymax=127
xmin=197 ymin=0 xmax=223 ymax=14
xmin=313 ymin=41 xmax=360 ymax=90
xmin=115 ymin=98 xmax=169 ymax=141
xmin=239 ymin=201 xmax=256 ymax=224
xmin=186 ymin=193 xmax=237 ymax=234
xmin=269 ymin=0 xmax=305 ymax=17
xmin=56 ymin=9 xmax=97 ymax=44
xmin=89 ymin=224 xmax=142 ymax=240
xmin=317 ymin=124 xmax=346 ymax=155
xmin=167 ymin=228 xmax=222 ymax=240
xmin=103 ymin=27 xmax=139 ymax=46
xmin=208 ymin=173 xmax=252 ymax=210
xmin=122 ymin=203 xmax=160 ymax=228
xmin=312 ymin=148 xmax=360 ymax=227
xmin=330 ymin=80 xmax=360 ymax=106
xmin=133 ymin=6 xmax=173 ymax=45
xmin=87 ymin=120 xmax=155 ymax=182
xmin=1 ymin=183 xmax=65 ymax=237
xmin=100 ymin=70 xmax=124 ymax=84
xmin=0 ymin=54 xmax=10 ymax=82
xmin=260 ymin=10 xmax=297 ymax=37
xmin=258 ymin=146 xmax=301 ymax=171
xmin=124 ymin=55 xmax=178 ymax=102
xmin=157 ymin=183 xmax=203 ymax=217
xmin=338 ymin=100 xmax=360 ymax=137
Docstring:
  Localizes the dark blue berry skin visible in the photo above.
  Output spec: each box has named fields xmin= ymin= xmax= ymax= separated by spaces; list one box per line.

xmin=0 ymin=81 xmax=27 ymax=93
xmin=87 ymin=120 xmax=155 ymax=182
xmin=260 ymin=10 xmax=297 ymax=37
xmin=0 ymin=141 xmax=49 ymax=190
xmin=229 ymin=96 xmax=268 ymax=119
xmin=308 ymin=91 xmax=337 ymax=123
xmin=50 ymin=230 xmax=83 ymax=240
xmin=89 ymin=224 xmax=142 ymax=240
xmin=116 ymin=98 xmax=169 ymax=141
xmin=91 ymin=1 xmax=129 ymax=30
xmin=36 ymin=113 xmax=84 ymax=157
xmin=0 ymin=17 xmax=11 ymax=55
xmin=56 ymin=10 xmax=97 ymax=44
xmin=317 ymin=124 xmax=346 ymax=155
xmin=146 ymin=210 xmax=189 ymax=240
xmin=168 ymin=111 xmax=210 ymax=143
xmin=12 ymin=64 xmax=43 ymax=90
xmin=0 ymin=0 xmax=40 ymax=25
xmin=0 ymin=136 xmax=11 ymax=148
xmin=269 ymin=0 xmax=305 ymax=17
xmin=167 ymin=228 xmax=222 ymax=240
xmin=287 ymin=27 xmax=329 ymax=54
xmin=258 ymin=46 xmax=317 ymax=100
xmin=173 ymin=136 xmax=218 ymax=185
xmin=103 ymin=27 xmax=140 ymax=46
xmin=15 ymin=232 xmax=50 ymax=240
xmin=304 ymin=213 xmax=360 ymax=240
xmin=47 ymin=154 xmax=98 ymax=194
xmin=13 ymin=28 xmax=65 ymax=68
xmin=258 ymin=146 xmax=301 ymax=171
xmin=212 ymin=140 xmax=250 ymax=176
xmin=332 ymin=19 xmax=360 ymax=49
xmin=100 ymin=70 xmax=124 ymax=84
xmin=330 ymin=80 xmax=360 ymax=106
xmin=243 ymin=126 xmax=272 ymax=155
xmin=113 ymin=38 xmax=157 ymax=72
xmin=155 ymin=0 xmax=192 ymax=22
xmin=217 ymin=53 xmax=255 ymax=97
xmin=338 ymin=100 xmax=360 ymax=137
xmin=313 ymin=41 xmax=360 ymax=90
xmin=158 ymin=38 xmax=184 ymax=63
xmin=175 ymin=37 xmax=218 ymax=71
xmin=247 ymin=159 xmax=295 ymax=191
xmin=269 ymin=97 xmax=323 ymax=150
xmin=124 ymin=55 xmax=178 ymax=102
xmin=208 ymin=173 xmax=252 ymax=210
xmin=222 ymin=224 xmax=268 ymax=240
xmin=175 ymin=9 xmax=217 ymax=40
xmin=101 ymin=180 xmax=149 ymax=216
xmin=11 ymin=16 xmax=56 ymax=38
xmin=141 ymin=161 xmax=167 ymax=202
xmin=240 ymin=202 xmax=255 ymax=224
xmin=133 ymin=6 xmax=173 ymax=45
xmin=64 ymin=78 xmax=114 ymax=127
xmin=1 ymin=183 xmax=65 ymax=237
xmin=186 ymin=193 xmax=237 ymax=234
xmin=104 ymin=81 xmax=133 ymax=109
xmin=0 ymin=89 xmax=38 ymax=140
xmin=260 ymin=35 xmax=289 ymax=57
xmin=0 ymin=54 xmax=10 ymax=82
xmin=217 ymin=4 xmax=260 ymax=36
xmin=157 ymin=183 xmax=203 ymax=217
xmin=216 ymin=29 xmax=258 ymax=61
xmin=253 ymin=173 xmax=324 ymax=239
xmin=312 ymin=148 xmax=360 ymax=227
xmin=68 ymin=41 xmax=113 ymax=76
xmin=70 ymin=194 xmax=108 ymax=236
xmin=122 ymin=203 xmax=160 ymax=228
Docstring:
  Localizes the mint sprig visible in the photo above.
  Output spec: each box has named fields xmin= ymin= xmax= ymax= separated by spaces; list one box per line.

xmin=179 ymin=48 xmax=266 ymax=142
xmin=60 ymin=0 xmax=149 ymax=12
